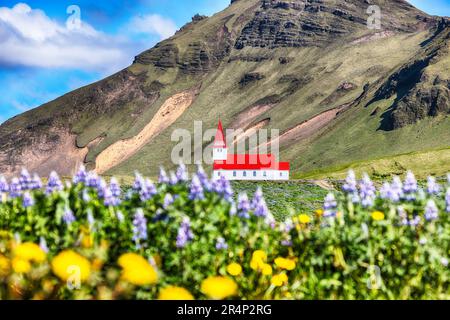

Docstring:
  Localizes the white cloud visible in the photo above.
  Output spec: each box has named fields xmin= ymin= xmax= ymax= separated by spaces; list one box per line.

xmin=127 ymin=14 xmax=178 ymax=40
xmin=0 ymin=3 xmax=137 ymax=72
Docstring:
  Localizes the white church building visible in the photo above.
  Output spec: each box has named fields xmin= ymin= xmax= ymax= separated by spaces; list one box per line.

xmin=212 ymin=120 xmax=290 ymax=181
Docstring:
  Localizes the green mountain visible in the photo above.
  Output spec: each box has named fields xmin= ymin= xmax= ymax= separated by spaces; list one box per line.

xmin=1 ymin=0 xmax=449 ymax=178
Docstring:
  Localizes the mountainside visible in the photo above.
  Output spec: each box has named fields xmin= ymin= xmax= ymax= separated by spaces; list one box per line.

xmin=1 ymin=0 xmax=449 ymax=178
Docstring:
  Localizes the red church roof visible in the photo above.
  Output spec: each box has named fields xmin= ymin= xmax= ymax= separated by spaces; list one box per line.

xmin=213 ymin=120 xmax=227 ymax=148
xmin=214 ymin=154 xmax=290 ymax=171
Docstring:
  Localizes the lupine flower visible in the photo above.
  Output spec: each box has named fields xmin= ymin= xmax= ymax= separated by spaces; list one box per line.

xmin=342 ymin=170 xmax=358 ymax=193
xmin=197 ymin=165 xmax=211 ymax=191
xmin=427 ymin=176 xmax=441 ymax=195
xmin=176 ymin=217 xmax=194 ymax=248
xmin=281 ymin=239 xmax=293 ymax=247
xmin=73 ymin=165 xmax=87 ymax=184
xmin=30 ymin=174 xmax=42 ymax=190
xmin=213 ymin=174 xmax=233 ymax=201
xmin=22 ymin=192 xmax=34 ymax=208
xmin=189 ymin=174 xmax=204 ymax=200
xmin=409 ymin=215 xmax=421 ymax=227
xmin=116 ymin=210 xmax=125 ymax=222
xmin=9 ymin=178 xmax=21 ymax=198
xmin=176 ymin=163 xmax=188 ymax=182
xmin=0 ymin=176 xmax=9 ymax=193
xmin=86 ymin=171 xmax=100 ymax=188
xmin=359 ymin=174 xmax=376 ymax=208
xmin=159 ymin=167 xmax=169 ymax=184
xmin=447 ymin=173 xmax=450 ymax=186
xmin=403 ymin=171 xmax=418 ymax=201
xmin=397 ymin=206 xmax=408 ymax=226
xmin=19 ymin=168 xmax=32 ymax=190
xmin=104 ymin=188 xmax=121 ymax=207
xmin=281 ymin=219 xmax=294 ymax=233
xmin=390 ymin=176 xmax=404 ymax=202
xmin=97 ymin=179 xmax=108 ymax=198
xmin=446 ymin=188 xmax=450 ymax=213
xmin=229 ymin=204 xmax=237 ymax=216
xmin=253 ymin=194 xmax=269 ymax=218
xmin=424 ymin=199 xmax=439 ymax=221
xmin=140 ymin=179 xmax=157 ymax=201
xmin=323 ymin=193 xmax=337 ymax=217
xmin=63 ymin=206 xmax=76 ymax=225
xmin=132 ymin=209 xmax=148 ymax=248
xmin=133 ymin=172 xmax=144 ymax=192
xmin=82 ymin=189 xmax=91 ymax=202
xmin=237 ymin=193 xmax=251 ymax=218
xmin=110 ymin=177 xmax=121 ymax=198
xmin=169 ymin=172 xmax=178 ymax=185
xmin=251 ymin=187 xmax=264 ymax=208
xmin=163 ymin=193 xmax=174 ymax=209
xmin=46 ymin=171 xmax=63 ymax=194
xmin=39 ymin=237 xmax=49 ymax=253
xmin=215 ymin=237 xmax=228 ymax=250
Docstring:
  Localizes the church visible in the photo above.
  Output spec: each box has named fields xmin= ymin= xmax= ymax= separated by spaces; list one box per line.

xmin=212 ymin=120 xmax=290 ymax=181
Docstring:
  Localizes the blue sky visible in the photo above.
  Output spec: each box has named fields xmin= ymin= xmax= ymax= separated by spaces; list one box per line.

xmin=0 ymin=0 xmax=449 ymax=124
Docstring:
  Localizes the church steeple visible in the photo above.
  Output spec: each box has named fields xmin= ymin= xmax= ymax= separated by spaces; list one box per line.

xmin=213 ymin=120 xmax=228 ymax=161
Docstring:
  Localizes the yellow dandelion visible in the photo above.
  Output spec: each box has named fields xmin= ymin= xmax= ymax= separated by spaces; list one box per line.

xmin=252 ymin=250 xmax=267 ymax=261
xmin=261 ymin=264 xmax=273 ymax=276
xmin=118 ymin=253 xmax=158 ymax=286
xmin=271 ymin=273 xmax=288 ymax=287
xmin=201 ymin=276 xmax=238 ymax=300
xmin=81 ymin=233 xmax=94 ymax=249
xmin=227 ymin=263 xmax=242 ymax=276
xmin=51 ymin=250 xmax=91 ymax=282
xmin=298 ymin=214 xmax=311 ymax=224
xmin=13 ymin=242 xmax=46 ymax=263
xmin=315 ymin=209 xmax=324 ymax=217
xmin=12 ymin=258 xmax=31 ymax=274
xmin=274 ymin=257 xmax=296 ymax=271
xmin=158 ymin=286 xmax=194 ymax=300
xmin=371 ymin=211 xmax=385 ymax=221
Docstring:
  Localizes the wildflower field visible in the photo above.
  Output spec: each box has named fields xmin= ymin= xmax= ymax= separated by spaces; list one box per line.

xmin=0 ymin=165 xmax=449 ymax=300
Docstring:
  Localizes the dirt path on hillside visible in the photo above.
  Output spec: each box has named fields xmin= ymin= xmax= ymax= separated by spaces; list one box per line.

xmin=95 ymin=88 xmax=199 ymax=174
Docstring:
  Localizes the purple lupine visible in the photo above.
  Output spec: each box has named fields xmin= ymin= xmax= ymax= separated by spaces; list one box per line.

xmin=163 ymin=193 xmax=174 ymax=209
xmin=447 ymin=173 xmax=450 ymax=186
xmin=139 ymin=179 xmax=157 ymax=202
xmin=30 ymin=174 xmax=42 ymax=190
xmin=251 ymin=187 xmax=264 ymax=208
xmin=358 ymin=174 xmax=376 ymax=208
xmin=63 ymin=206 xmax=76 ymax=225
xmin=281 ymin=219 xmax=294 ymax=233
xmin=96 ymin=179 xmax=108 ymax=198
xmin=176 ymin=163 xmax=188 ymax=182
xmin=215 ymin=237 xmax=228 ymax=250
xmin=390 ymin=176 xmax=404 ymax=202
xmin=46 ymin=171 xmax=63 ymax=194
xmin=132 ymin=209 xmax=148 ymax=248
xmin=39 ymin=237 xmax=49 ymax=253
xmin=104 ymin=187 xmax=121 ymax=207
xmin=213 ymin=174 xmax=233 ymax=201
xmin=380 ymin=182 xmax=392 ymax=200
xmin=19 ymin=168 xmax=32 ymax=190
xmin=82 ymin=189 xmax=91 ymax=202
xmin=116 ymin=210 xmax=125 ymax=222
xmin=424 ymin=199 xmax=439 ymax=221
xmin=73 ymin=165 xmax=87 ymax=184
xmin=446 ymin=188 xmax=450 ymax=213
xmin=281 ymin=239 xmax=293 ymax=247
xmin=253 ymin=191 xmax=269 ymax=218
xmin=22 ymin=192 xmax=34 ymax=208
xmin=86 ymin=171 xmax=100 ymax=188
xmin=176 ymin=217 xmax=194 ymax=248
xmin=9 ymin=178 xmax=22 ymax=198
xmin=110 ymin=177 xmax=121 ymax=198
xmin=133 ymin=172 xmax=144 ymax=192
xmin=403 ymin=171 xmax=418 ymax=201
xmin=323 ymin=193 xmax=338 ymax=217
xmin=169 ymin=172 xmax=178 ymax=185
xmin=426 ymin=176 xmax=441 ymax=195
xmin=343 ymin=170 xmax=358 ymax=193
xmin=197 ymin=165 xmax=211 ymax=191
xmin=189 ymin=174 xmax=204 ymax=200
xmin=87 ymin=209 xmax=95 ymax=228
xmin=229 ymin=203 xmax=237 ymax=216
xmin=159 ymin=167 xmax=169 ymax=184
xmin=409 ymin=215 xmax=421 ymax=227
xmin=397 ymin=206 xmax=409 ymax=226
xmin=237 ymin=193 xmax=251 ymax=218
xmin=0 ymin=176 xmax=9 ymax=193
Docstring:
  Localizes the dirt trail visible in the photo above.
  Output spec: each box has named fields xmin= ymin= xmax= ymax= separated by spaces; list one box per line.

xmin=230 ymin=104 xmax=275 ymax=129
xmin=233 ymin=118 xmax=270 ymax=145
xmin=95 ymin=89 xmax=198 ymax=174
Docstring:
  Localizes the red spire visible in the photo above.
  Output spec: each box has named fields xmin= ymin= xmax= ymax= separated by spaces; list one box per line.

xmin=213 ymin=120 xmax=227 ymax=148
